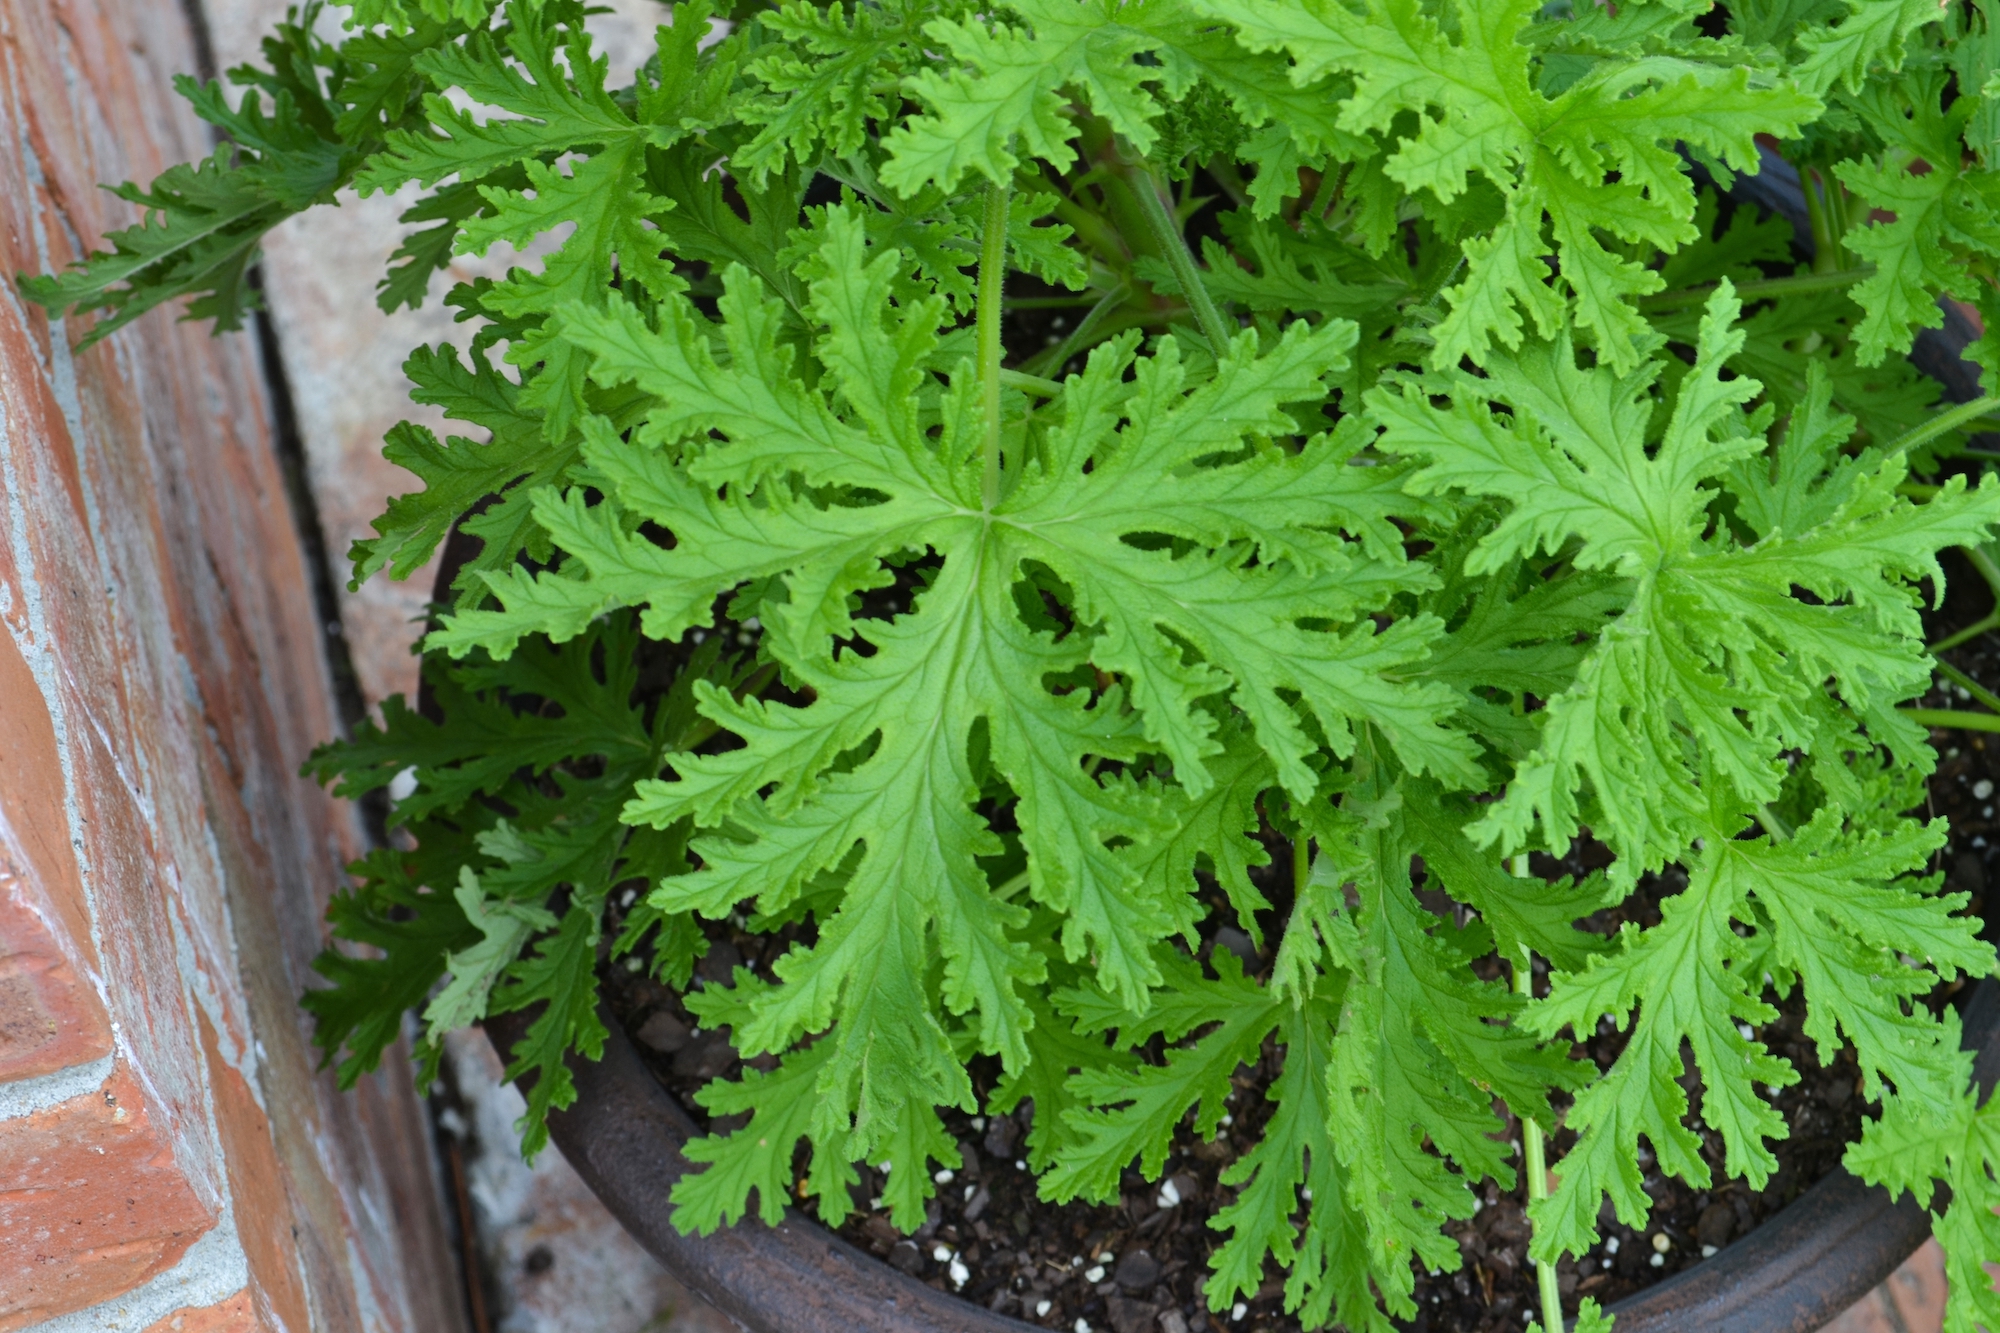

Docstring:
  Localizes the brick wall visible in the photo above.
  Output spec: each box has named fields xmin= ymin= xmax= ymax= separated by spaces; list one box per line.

xmin=0 ymin=1 xmax=465 ymax=1328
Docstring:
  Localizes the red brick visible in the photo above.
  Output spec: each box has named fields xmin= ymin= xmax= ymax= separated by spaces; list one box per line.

xmin=0 ymin=1068 xmax=215 ymax=1331
xmin=141 ymin=1291 xmax=259 ymax=1333
xmin=0 ymin=583 xmax=102 ymax=992
xmin=0 ymin=634 xmax=112 ymax=1085
xmin=194 ymin=1011 xmax=309 ymax=1333
xmin=0 ymin=882 xmax=110 ymax=1085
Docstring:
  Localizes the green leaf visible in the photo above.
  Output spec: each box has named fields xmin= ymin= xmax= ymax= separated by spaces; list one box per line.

xmin=432 ymin=202 xmax=1474 ymax=1221
xmin=489 ymin=905 xmax=608 ymax=1159
xmin=1377 ymin=283 xmax=2000 ymax=871
xmin=1044 ymin=949 xmax=1279 ymax=1202
xmin=1846 ymin=1058 xmax=2000 ymax=1333
xmin=422 ymin=866 xmax=559 ymax=1040
xmin=1834 ymin=74 xmax=2000 ymax=365
xmin=1194 ymin=0 xmax=1819 ymax=371
xmin=881 ymin=0 xmax=1353 ymax=201
xmin=1205 ymin=997 xmax=1385 ymax=1333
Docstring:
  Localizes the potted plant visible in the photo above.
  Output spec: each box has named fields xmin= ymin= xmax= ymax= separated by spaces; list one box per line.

xmin=28 ymin=0 xmax=2000 ymax=1328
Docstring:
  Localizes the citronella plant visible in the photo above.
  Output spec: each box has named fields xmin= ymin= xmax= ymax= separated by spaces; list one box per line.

xmin=29 ymin=0 xmax=2000 ymax=1327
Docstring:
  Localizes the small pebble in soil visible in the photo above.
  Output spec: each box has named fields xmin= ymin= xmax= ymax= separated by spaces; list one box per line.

xmin=1084 ymin=1264 xmax=1106 ymax=1283
xmin=934 ymin=1168 xmax=955 ymax=1184
xmin=932 ymin=1243 xmax=953 ymax=1263
xmin=1113 ymin=1249 xmax=1160 ymax=1291
xmin=1231 ymin=1302 xmax=1248 ymax=1322
xmin=948 ymin=1255 xmax=970 ymax=1288
xmin=1157 ymin=1178 xmax=1182 ymax=1207
xmin=1976 ymin=779 xmax=1994 ymax=799
xmin=1035 ymin=1300 xmax=1052 ymax=1317
xmin=1650 ymin=1254 xmax=1665 ymax=1268
xmin=1650 ymin=1233 xmax=1670 ymax=1254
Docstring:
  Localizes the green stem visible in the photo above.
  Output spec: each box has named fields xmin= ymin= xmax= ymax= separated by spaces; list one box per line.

xmin=679 ymin=662 xmax=780 ymax=750
xmin=1930 ymin=610 xmax=2000 ymax=654
xmin=1637 ymin=267 xmax=1873 ymax=310
xmin=1884 ymin=394 xmax=2000 ymax=459
xmin=1042 ymin=185 xmax=1129 ymax=270
xmin=1902 ymin=707 xmax=2000 ymax=733
xmin=1966 ymin=542 xmax=2000 ymax=603
xmin=1826 ymin=171 xmax=1854 ymax=271
xmin=1755 ymin=802 xmax=1796 ymax=841
xmin=1004 ymin=296 xmax=1100 ymax=310
xmin=979 ymin=179 xmax=1011 ymax=511
xmin=1802 ymin=167 xmax=1839 ymax=275
xmin=1509 ymin=857 xmax=1566 ymax=1333
xmin=1021 ymin=281 xmax=1129 ymax=379
xmin=1115 ymin=152 xmax=1235 ymax=355
xmin=999 ymin=368 xmax=1064 ymax=398
xmin=1206 ymin=157 xmax=1252 ymax=213
xmin=1935 ymin=659 xmax=2000 ymax=716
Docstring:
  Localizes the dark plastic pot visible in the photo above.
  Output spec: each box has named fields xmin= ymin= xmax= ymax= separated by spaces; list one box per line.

xmin=486 ymin=979 xmax=1999 ymax=1333
xmin=454 ymin=161 xmax=1999 ymax=1333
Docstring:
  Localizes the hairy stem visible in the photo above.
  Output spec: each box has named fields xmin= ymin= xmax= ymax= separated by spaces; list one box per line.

xmin=1637 ymin=266 xmax=1873 ymax=310
xmin=1116 ymin=152 xmax=1235 ymax=355
xmin=1966 ymin=542 xmax=2000 ymax=603
xmin=1931 ymin=610 xmax=2000 ymax=654
xmin=1021 ymin=280 xmax=1128 ymax=378
xmin=1935 ymin=658 xmax=2000 ymax=715
xmin=1885 ymin=393 xmax=2000 ymax=458
xmin=980 ymin=179 xmax=1011 ymax=510
xmin=1903 ymin=707 xmax=2000 ymax=733
xmin=1802 ymin=167 xmax=1840 ymax=275
xmin=1510 ymin=856 xmax=1566 ymax=1333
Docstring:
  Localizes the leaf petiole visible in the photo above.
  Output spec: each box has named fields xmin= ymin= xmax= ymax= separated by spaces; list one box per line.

xmin=999 ymin=368 xmax=1064 ymax=398
xmin=1636 ymin=267 xmax=1873 ymax=310
xmin=1935 ymin=659 xmax=2000 ymax=715
xmin=1883 ymin=394 xmax=2000 ymax=459
xmin=979 ymin=179 xmax=1011 ymax=510
xmin=1111 ymin=149 xmax=1234 ymax=355
xmin=1511 ymin=856 xmax=1567 ymax=1333
xmin=1902 ymin=707 xmax=2000 ymax=733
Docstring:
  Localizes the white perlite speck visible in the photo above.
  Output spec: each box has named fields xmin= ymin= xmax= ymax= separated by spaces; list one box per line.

xmin=1977 ymin=779 xmax=1995 ymax=800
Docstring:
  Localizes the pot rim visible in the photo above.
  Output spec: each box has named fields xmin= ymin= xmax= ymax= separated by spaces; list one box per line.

xmin=484 ymin=977 xmax=1996 ymax=1333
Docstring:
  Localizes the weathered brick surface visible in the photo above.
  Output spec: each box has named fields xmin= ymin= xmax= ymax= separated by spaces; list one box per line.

xmin=0 ymin=0 xmax=466 ymax=1328
xmin=140 ymin=1292 xmax=257 ymax=1333
xmin=0 ymin=1070 xmax=214 ymax=1330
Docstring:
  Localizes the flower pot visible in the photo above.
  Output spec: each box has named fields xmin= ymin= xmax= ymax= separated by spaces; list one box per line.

xmin=483 ymin=978 xmax=1998 ymax=1333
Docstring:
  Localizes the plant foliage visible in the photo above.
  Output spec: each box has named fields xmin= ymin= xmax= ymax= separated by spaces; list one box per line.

xmin=29 ymin=0 xmax=2000 ymax=1327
